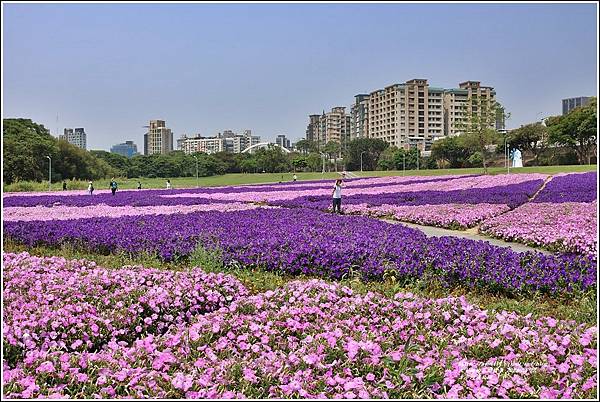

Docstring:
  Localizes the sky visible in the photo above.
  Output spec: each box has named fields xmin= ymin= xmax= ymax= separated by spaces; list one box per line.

xmin=2 ymin=2 xmax=598 ymax=151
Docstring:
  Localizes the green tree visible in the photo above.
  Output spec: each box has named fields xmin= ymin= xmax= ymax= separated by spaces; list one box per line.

xmin=294 ymin=139 xmax=317 ymax=155
xmin=430 ymin=137 xmax=470 ymax=168
xmin=345 ymin=138 xmax=389 ymax=171
xmin=546 ymin=97 xmax=597 ymax=164
xmin=254 ymin=146 xmax=291 ymax=173
xmin=506 ymin=123 xmax=548 ymax=165
xmin=457 ymin=98 xmax=508 ymax=173
xmin=322 ymin=141 xmax=342 ymax=172
xmin=306 ymin=152 xmax=323 ymax=172
xmin=291 ymin=156 xmax=308 ymax=171
xmin=376 ymin=146 xmax=398 ymax=170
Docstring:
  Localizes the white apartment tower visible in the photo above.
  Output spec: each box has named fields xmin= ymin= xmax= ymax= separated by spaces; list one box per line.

xmin=147 ymin=120 xmax=173 ymax=155
xmin=60 ymin=128 xmax=87 ymax=150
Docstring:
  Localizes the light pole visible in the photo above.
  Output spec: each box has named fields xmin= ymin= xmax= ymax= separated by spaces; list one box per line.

xmin=319 ymin=152 xmax=326 ymax=174
xmin=507 ymin=143 xmax=511 ymax=174
xmin=192 ymin=155 xmax=199 ymax=188
xmin=360 ymin=151 xmax=366 ymax=172
xmin=45 ymin=155 xmax=51 ymax=191
xmin=416 ymin=148 xmax=420 ymax=171
xmin=403 ymin=152 xmax=406 ymax=175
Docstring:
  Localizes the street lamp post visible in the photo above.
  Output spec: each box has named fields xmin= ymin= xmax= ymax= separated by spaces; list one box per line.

xmin=507 ymin=143 xmax=511 ymax=174
xmin=320 ymin=152 xmax=326 ymax=174
xmin=192 ymin=155 xmax=199 ymax=188
xmin=45 ymin=155 xmax=51 ymax=191
xmin=360 ymin=151 xmax=366 ymax=172
xmin=416 ymin=149 xmax=420 ymax=171
xmin=403 ymin=152 xmax=406 ymax=175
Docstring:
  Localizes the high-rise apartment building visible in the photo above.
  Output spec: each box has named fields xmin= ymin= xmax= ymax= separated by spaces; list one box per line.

xmin=350 ymin=94 xmax=369 ymax=140
xmin=305 ymin=115 xmax=321 ymax=144
xmin=443 ymin=81 xmax=497 ymax=137
xmin=305 ymin=107 xmax=351 ymax=150
xmin=562 ymin=96 xmax=592 ymax=115
xmin=146 ymin=120 xmax=173 ymax=155
xmin=275 ymin=134 xmax=291 ymax=150
xmin=110 ymin=141 xmax=138 ymax=158
xmin=59 ymin=127 xmax=87 ymax=149
xmin=367 ymin=79 xmax=444 ymax=149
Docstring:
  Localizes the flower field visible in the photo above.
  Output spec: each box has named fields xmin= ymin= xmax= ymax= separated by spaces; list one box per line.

xmin=3 ymin=254 xmax=597 ymax=399
xmin=480 ymin=172 xmax=598 ymax=256
xmin=2 ymin=171 xmax=598 ymax=399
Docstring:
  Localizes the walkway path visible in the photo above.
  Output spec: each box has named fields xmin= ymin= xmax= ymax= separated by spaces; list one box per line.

xmin=380 ymin=218 xmax=553 ymax=255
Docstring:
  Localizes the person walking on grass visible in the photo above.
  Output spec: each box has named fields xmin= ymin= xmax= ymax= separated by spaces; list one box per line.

xmin=88 ymin=181 xmax=94 ymax=195
xmin=62 ymin=181 xmax=67 ymax=191
xmin=166 ymin=179 xmax=172 ymax=190
xmin=293 ymin=173 xmax=297 ymax=182
xmin=137 ymin=181 xmax=142 ymax=190
xmin=109 ymin=178 xmax=118 ymax=196
xmin=332 ymin=178 xmax=343 ymax=214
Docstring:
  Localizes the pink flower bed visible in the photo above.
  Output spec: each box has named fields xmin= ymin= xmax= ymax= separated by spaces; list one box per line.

xmin=164 ymin=174 xmax=547 ymax=203
xmin=480 ymin=201 xmax=598 ymax=256
xmin=344 ymin=203 xmax=511 ymax=229
xmin=3 ymin=252 xmax=248 ymax=363
xmin=3 ymin=277 xmax=596 ymax=399
xmin=2 ymin=202 xmax=274 ymax=222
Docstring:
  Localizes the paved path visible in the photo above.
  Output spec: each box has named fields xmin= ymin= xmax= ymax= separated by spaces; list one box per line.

xmin=381 ymin=219 xmax=553 ymax=255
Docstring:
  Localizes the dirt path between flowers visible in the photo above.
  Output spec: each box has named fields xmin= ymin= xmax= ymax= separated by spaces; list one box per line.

xmin=380 ymin=218 xmax=553 ymax=255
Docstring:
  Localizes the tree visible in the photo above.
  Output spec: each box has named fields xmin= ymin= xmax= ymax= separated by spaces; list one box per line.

xmin=377 ymin=146 xmax=399 ymax=170
xmin=322 ymin=141 xmax=342 ymax=172
xmin=547 ymin=97 xmax=597 ymax=164
xmin=3 ymin=118 xmax=116 ymax=184
xmin=506 ymin=123 xmax=547 ymax=164
xmin=431 ymin=137 xmax=470 ymax=168
xmin=457 ymin=98 xmax=508 ymax=173
xmin=291 ymin=156 xmax=308 ymax=171
xmin=306 ymin=152 xmax=323 ymax=172
xmin=345 ymin=138 xmax=389 ymax=171
xmin=294 ymin=139 xmax=317 ymax=155
xmin=254 ymin=146 xmax=291 ymax=173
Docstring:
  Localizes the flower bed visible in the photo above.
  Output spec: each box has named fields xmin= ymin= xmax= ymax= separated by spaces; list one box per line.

xmin=4 ymin=209 xmax=595 ymax=295
xmin=3 ymin=279 xmax=596 ymax=399
xmin=480 ymin=173 xmax=598 ymax=256
xmin=2 ymin=252 xmax=248 ymax=367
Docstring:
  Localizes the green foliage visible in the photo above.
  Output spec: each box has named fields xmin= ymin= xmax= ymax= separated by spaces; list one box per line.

xmin=253 ymin=146 xmax=292 ymax=173
xmin=294 ymin=139 xmax=318 ymax=155
xmin=507 ymin=123 xmax=548 ymax=163
xmin=456 ymin=98 xmax=508 ymax=173
xmin=547 ymin=97 xmax=597 ymax=164
xmin=431 ymin=136 xmax=471 ymax=168
xmin=345 ymin=138 xmax=389 ymax=171
xmin=3 ymin=118 xmax=116 ymax=184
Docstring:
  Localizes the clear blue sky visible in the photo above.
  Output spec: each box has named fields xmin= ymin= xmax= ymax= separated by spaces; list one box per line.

xmin=3 ymin=2 xmax=597 ymax=151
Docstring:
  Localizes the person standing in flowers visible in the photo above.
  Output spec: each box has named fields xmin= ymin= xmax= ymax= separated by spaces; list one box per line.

xmin=332 ymin=178 xmax=343 ymax=214
xmin=88 ymin=181 xmax=94 ymax=195
xmin=109 ymin=178 xmax=118 ymax=196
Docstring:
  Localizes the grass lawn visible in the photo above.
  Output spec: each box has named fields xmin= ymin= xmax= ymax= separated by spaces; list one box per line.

xmin=3 ymin=164 xmax=597 ymax=192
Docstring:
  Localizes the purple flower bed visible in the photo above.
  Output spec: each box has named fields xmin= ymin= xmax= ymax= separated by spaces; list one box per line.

xmin=4 ymin=208 xmax=595 ymax=295
xmin=533 ymin=172 xmax=597 ymax=203
xmin=2 ymin=175 xmax=466 ymax=208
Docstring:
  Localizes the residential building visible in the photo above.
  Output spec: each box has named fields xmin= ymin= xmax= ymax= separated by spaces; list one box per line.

xmin=146 ymin=120 xmax=173 ymax=155
xmin=275 ymin=134 xmax=291 ymax=150
xmin=110 ymin=141 xmax=138 ymax=158
xmin=143 ymin=133 xmax=149 ymax=155
xmin=305 ymin=115 xmax=320 ymax=144
xmin=350 ymin=94 xmax=369 ymax=140
xmin=305 ymin=107 xmax=351 ymax=150
xmin=443 ymin=81 xmax=497 ymax=137
xmin=562 ymin=96 xmax=592 ymax=115
xmin=177 ymin=135 xmax=224 ymax=154
xmin=59 ymin=127 xmax=87 ymax=149
xmin=367 ymin=79 xmax=445 ymax=149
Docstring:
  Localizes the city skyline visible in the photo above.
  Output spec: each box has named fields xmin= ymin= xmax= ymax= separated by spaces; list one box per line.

xmin=3 ymin=2 xmax=597 ymax=151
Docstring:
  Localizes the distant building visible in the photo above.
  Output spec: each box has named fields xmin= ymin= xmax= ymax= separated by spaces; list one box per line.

xmin=143 ymin=133 xmax=149 ymax=155
xmin=59 ymin=127 xmax=87 ymax=149
xmin=110 ymin=141 xmax=138 ymax=158
xmin=146 ymin=120 xmax=173 ymax=155
xmin=562 ymin=96 xmax=592 ymax=115
xmin=178 ymin=135 xmax=224 ymax=154
xmin=305 ymin=107 xmax=351 ymax=150
xmin=350 ymin=94 xmax=370 ymax=140
xmin=275 ymin=134 xmax=291 ymax=150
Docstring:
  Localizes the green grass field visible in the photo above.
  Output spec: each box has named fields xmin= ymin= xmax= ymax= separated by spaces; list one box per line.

xmin=3 ymin=164 xmax=596 ymax=192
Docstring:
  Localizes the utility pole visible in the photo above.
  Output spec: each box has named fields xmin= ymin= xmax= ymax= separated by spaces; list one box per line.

xmin=360 ymin=151 xmax=366 ymax=172
xmin=192 ymin=155 xmax=199 ymax=187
